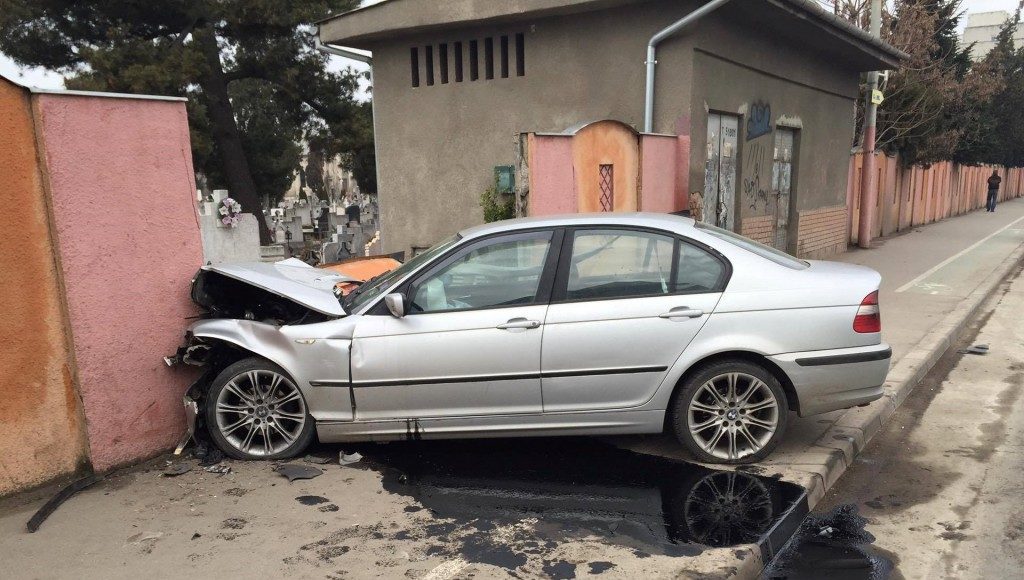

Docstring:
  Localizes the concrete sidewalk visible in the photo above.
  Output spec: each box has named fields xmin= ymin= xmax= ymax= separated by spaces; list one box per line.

xmin=623 ymin=197 xmax=1024 ymax=576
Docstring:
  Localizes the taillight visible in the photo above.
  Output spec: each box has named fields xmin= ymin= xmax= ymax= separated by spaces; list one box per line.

xmin=853 ymin=291 xmax=881 ymax=333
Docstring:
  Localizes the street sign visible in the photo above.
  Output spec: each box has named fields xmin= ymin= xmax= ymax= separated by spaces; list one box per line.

xmin=871 ymin=89 xmax=884 ymax=105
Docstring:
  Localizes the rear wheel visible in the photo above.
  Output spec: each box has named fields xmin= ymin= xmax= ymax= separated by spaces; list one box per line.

xmin=205 ymin=358 xmax=315 ymax=460
xmin=670 ymin=360 xmax=788 ymax=464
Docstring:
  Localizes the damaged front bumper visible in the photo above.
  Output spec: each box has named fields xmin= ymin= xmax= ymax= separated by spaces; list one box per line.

xmin=164 ymin=332 xmax=214 ymax=367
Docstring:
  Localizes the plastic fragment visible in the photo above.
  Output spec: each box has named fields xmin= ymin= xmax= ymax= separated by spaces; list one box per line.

xmin=26 ymin=474 xmax=102 ymax=533
xmin=274 ymin=464 xmax=323 ymax=482
xmin=163 ymin=463 xmax=193 ymax=477
xmin=339 ymin=451 xmax=363 ymax=466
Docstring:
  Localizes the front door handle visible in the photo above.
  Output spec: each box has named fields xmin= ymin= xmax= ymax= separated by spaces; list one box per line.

xmin=497 ymin=317 xmax=541 ymax=330
xmin=659 ymin=307 xmax=705 ymax=319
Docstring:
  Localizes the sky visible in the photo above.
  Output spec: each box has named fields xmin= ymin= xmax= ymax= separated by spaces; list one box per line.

xmin=0 ymin=0 xmax=1019 ymax=90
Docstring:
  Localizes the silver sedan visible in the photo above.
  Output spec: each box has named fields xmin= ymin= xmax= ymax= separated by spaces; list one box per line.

xmin=171 ymin=213 xmax=890 ymax=464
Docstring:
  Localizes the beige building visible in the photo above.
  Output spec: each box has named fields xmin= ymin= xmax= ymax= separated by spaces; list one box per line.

xmin=962 ymin=10 xmax=1022 ymax=61
xmin=319 ymin=0 xmax=903 ymax=258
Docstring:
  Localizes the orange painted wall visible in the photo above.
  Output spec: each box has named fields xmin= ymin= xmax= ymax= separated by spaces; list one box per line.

xmin=0 ymin=78 xmax=89 ymax=496
xmin=847 ymin=152 xmax=1024 ymax=245
xmin=572 ymin=121 xmax=639 ymax=212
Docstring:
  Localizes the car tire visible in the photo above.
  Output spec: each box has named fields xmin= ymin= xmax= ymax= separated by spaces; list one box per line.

xmin=670 ymin=359 xmax=789 ymax=464
xmin=205 ymin=357 xmax=315 ymax=460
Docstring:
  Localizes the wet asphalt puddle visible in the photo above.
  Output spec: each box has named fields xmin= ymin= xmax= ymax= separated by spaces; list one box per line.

xmin=765 ymin=504 xmax=895 ymax=580
xmin=295 ymin=438 xmax=808 ymax=577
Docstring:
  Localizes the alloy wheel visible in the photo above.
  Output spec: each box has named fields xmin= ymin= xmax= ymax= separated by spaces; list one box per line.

xmin=686 ymin=372 xmax=780 ymax=461
xmin=214 ymin=369 xmax=307 ymax=457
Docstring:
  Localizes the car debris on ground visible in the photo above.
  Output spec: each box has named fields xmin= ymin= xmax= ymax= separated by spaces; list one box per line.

xmin=957 ymin=344 xmax=990 ymax=355
xmin=339 ymin=451 xmax=363 ymax=466
xmin=203 ymin=464 xmax=232 ymax=475
xmin=25 ymin=474 xmax=103 ymax=533
xmin=274 ymin=464 xmax=323 ymax=482
xmin=302 ymin=454 xmax=333 ymax=465
xmin=162 ymin=463 xmax=192 ymax=477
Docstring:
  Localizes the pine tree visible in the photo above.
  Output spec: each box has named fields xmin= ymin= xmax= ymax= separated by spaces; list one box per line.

xmin=0 ymin=0 xmax=371 ymax=243
xmin=962 ymin=8 xmax=1024 ymax=167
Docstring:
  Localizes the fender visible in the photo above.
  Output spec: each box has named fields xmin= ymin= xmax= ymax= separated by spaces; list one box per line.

xmin=641 ymin=314 xmax=795 ymax=413
xmin=189 ymin=317 xmax=357 ymax=422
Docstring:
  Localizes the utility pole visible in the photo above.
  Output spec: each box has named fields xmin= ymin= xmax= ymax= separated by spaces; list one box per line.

xmin=858 ymin=0 xmax=882 ymax=249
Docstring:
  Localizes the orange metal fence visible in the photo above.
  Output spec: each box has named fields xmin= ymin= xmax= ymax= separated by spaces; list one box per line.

xmin=846 ymin=153 xmax=1024 ymax=244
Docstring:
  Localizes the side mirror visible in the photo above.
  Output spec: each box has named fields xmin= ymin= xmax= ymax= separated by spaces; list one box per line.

xmin=384 ymin=293 xmax=406 ymax=318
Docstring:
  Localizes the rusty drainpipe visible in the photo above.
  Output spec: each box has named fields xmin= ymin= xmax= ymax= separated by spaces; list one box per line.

xmin=644 ymin=0 xmax=735 ymax=133
xmin=857 ymin=0 xmax=882 ymax=248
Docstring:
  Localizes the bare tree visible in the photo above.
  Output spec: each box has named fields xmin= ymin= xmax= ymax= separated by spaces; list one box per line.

xmin=826 ymin=0 xmax=1001 ymax=164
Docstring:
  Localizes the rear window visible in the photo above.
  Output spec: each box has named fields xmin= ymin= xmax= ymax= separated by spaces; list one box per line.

xmin=695 ymin=222 xmax=809 ymax=270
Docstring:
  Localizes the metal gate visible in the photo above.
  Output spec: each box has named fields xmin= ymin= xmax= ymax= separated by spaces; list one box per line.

xmin=704 ymin=113 xmax=738 ymax=230
xmin=771 ymin=128 xmax=795 ymax=250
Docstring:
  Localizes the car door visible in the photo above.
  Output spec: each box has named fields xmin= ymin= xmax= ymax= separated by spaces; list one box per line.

xmin=350 ymin=229 xmax=559 ymax=420
xmin=540 ymin=228 xmax=728 ymax=412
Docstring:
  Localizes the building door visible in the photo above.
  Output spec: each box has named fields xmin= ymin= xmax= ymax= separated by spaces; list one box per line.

xmin=704 ymin=114 xmax=738 ymax=231
xmin=771 ymin=128 xmax=796 ymax=251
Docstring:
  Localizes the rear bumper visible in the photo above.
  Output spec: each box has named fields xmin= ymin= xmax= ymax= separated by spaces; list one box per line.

xmin=769 ymin=343 xmax=891 ymax=417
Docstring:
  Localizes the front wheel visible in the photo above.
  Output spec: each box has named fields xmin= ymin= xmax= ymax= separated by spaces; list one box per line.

xmin=205 ymin=358 xmax=315 ymax=460
xmin=670 ymin=360 xmax=788 ymax=464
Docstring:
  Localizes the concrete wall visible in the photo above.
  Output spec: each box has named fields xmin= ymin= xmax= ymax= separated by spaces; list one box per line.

xmin=0 ymin=80 xmax=89 ymax=496
xmin=363 ymin=0 xmax=863 ymax=256
xmin=34 ymin=93 xmax=204 ymax=472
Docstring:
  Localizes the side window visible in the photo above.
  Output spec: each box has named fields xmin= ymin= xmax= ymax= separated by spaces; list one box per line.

xmin=566 ymin=230 xmax=674 ymax=300
xmin=675 ymin=241 xmax=725 ymax=293
xmin=410 ymin=233 xmax=552 ymax=313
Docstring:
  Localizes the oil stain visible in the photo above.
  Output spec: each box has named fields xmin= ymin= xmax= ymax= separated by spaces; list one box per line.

xmin=348 ymin=438 xmax=806 ymax=571
xmin=295 ymin=495 xmax=330 ymax=506
xmin=542 ymin=559 xmax=577 ymax=578
xmin=765 ymin=504 xmax=893 ymax=580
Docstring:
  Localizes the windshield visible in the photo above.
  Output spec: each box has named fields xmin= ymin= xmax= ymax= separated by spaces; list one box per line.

xmin=695 ymin=222 xmax=809 ymax=270
xmin=343 ymin=235 xmax=461 ymax=312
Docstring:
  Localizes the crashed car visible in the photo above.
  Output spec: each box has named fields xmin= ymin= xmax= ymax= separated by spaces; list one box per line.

xmin=170 ymin=213 xmax=890 ymax=464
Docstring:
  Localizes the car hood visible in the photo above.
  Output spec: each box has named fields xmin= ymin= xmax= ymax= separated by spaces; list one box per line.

xmin=204 ymin=258 xmax=353 ymax=317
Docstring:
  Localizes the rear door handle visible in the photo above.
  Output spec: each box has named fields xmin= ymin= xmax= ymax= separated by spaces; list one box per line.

xmin=497 ymin=317 xmax=541 ymax=330
xmin=659 ymin=307 xmax=705 ymax=319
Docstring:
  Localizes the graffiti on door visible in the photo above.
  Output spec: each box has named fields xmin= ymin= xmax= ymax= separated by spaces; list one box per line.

xmin=771 ymin=128 xmax=796 ymax=250
xmin=704 ymin=113 xmax=738 ymax=230
xmin=743 ymin=141 xmax=771 ymax=212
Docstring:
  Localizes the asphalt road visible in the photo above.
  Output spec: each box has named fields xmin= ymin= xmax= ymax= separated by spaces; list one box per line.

xmin=800 ymin=264 xmax=1024 ymax=579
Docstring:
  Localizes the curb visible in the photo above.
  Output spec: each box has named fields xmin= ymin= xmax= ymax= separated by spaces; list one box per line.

xmin=736 ymin=241 xmax=1024 ymax=579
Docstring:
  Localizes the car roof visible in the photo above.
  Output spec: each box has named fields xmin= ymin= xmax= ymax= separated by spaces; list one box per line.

xmin=458 ymin=212 xmax=697 ymax=240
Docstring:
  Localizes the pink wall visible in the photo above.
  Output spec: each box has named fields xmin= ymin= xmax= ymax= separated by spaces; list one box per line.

xmin=639 ymin=134 xmax=678 ymax=213
xmin=674 ymin=135 xmax=691 ymax=211
xmin=527 ymin=134 xmax=577 ymax=215
xmin=36 ymin=94 xmax=204 ymax=471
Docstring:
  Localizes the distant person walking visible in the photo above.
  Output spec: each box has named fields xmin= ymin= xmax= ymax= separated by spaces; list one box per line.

xmin=987 ymin=170 xmax=1002 ymax=212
